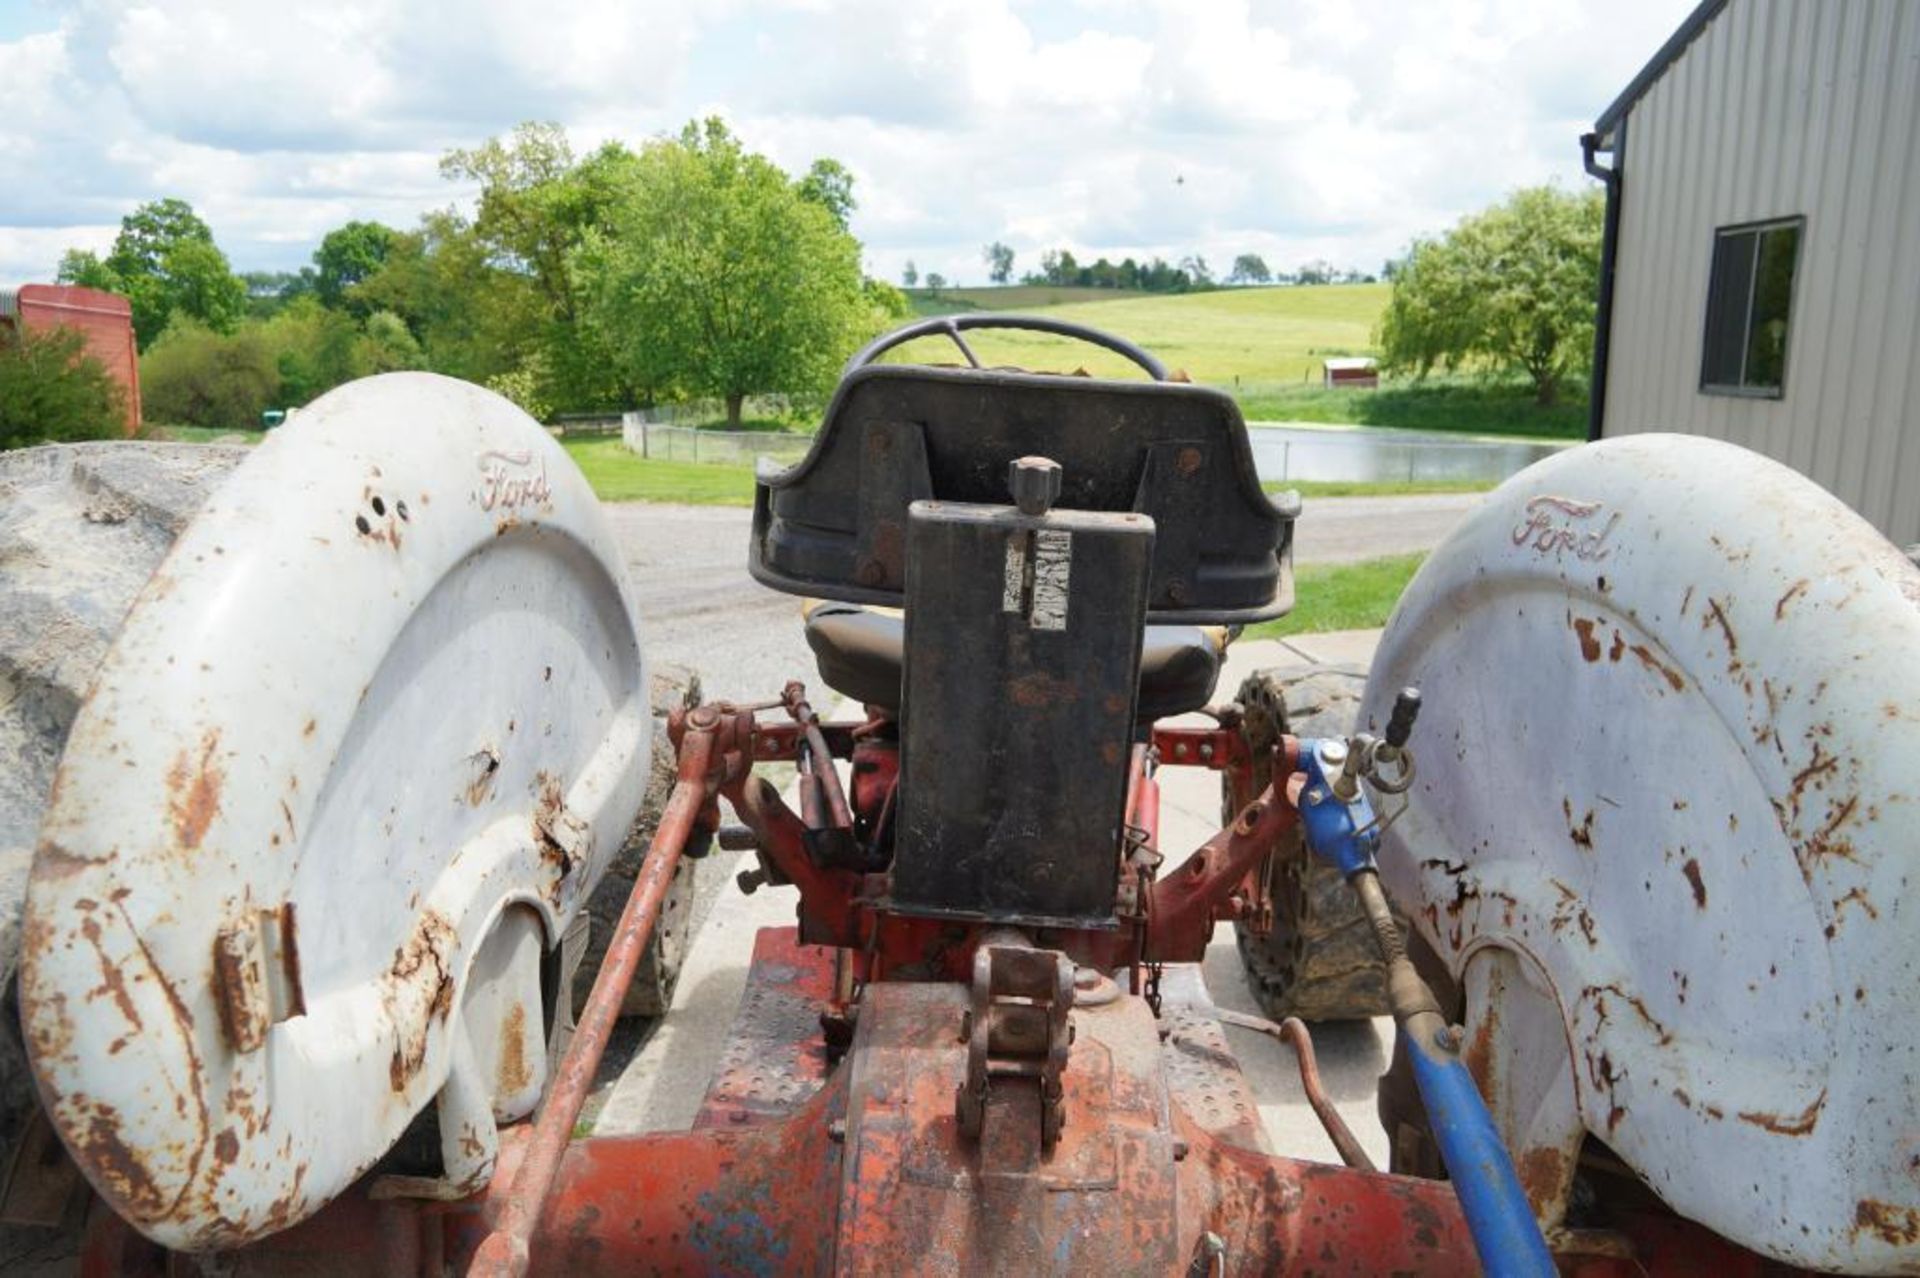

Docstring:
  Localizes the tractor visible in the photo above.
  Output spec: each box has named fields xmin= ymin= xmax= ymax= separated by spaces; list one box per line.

xmin=0 ymin=315 xmax=1914 ymax=1274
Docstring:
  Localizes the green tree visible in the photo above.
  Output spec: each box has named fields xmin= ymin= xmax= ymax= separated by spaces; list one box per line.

xmin=441 ymin=123 xmax=644 ymax=410
xmin=924 ymin=272 xmax=947 ymax=295
xmin=355 ymin=211 xmax=535 ymax=387
xmin=258 ymin=297 xmax=362 ymax=404
xmin=1378 ymin=186 xmax=1603 ymax=405
xmin=313 ymin=221 xmax=399 ymax=311
xmin=59 ymin=199 xmax=245 ymax=347
xmin=0 ymin=325 xmax=127 ymax=449
xmin=797 ymin=158 xmax=855 ymax=230
xmin=902 ymin=259 xmax=918 ymax=288
xmin=355 ymin=310 xmax=426 ymax=373
xmin=577 ymin=117 xmax=878 ymax=427
xmin=982 ymin=241 xmax=1014 ymax=284
xmin=1229 ymin=253 xmax=1272 ymax=285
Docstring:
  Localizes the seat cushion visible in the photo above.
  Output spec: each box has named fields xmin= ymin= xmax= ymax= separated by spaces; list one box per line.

xmin=802 ymin=601 xmax=1226 ymax=722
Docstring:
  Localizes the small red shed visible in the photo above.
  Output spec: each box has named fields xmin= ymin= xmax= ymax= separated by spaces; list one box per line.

xmin=1320 ymin=357 xmax=1378 ymax=390
xmin=0 ymin=284 xmax=142 ymax=432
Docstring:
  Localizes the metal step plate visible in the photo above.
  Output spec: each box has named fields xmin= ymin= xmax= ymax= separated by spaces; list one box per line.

xmin=20 ymin=374 xmax=650 ymax=1249
xmin=1362 ymin=434 xmax=1920 ymax=1272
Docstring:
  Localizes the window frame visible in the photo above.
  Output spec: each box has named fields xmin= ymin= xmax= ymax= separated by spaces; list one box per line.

xmin=1698 ymin=215 xmax=1805 ymax=400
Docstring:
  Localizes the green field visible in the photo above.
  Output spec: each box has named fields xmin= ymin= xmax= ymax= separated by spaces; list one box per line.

xmin=888 ymin=284 xmax=1385 ymax=387
xmin=910 ymin=285 xmax=1158 ymax=314
xmin=887 ymin=284 xmax=1586 ymax=438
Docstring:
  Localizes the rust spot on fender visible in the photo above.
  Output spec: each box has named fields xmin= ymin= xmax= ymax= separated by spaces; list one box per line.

xmin=1681 ymin=859 xmax=1706 ymax=909
xmin=1515 ymin=1146 xmax=1568 ymax=1209
xmin=1561 ymin=798 xmax=1595 ymax=851
xmin=1572 ymin=617 xmax=1601 ymax=662
xmin=1628 ymin=644 xmax=1686 ymax=693
xmin=1855 ymin=1198 xmax=1920 ymax=1246
xmin=74 ymin=1102 xmax=169 ymax=1219
xmin=78 ymin=911 xmax=143 ymax=1032
xmin=386 ymin=910 xmax=458 ymax=1091
xmin=166 ymin=730 xmax=224 ymax=851
xmin=1703 ymin=596 xmax=1739 ymax=658
xmin=1775 ymin=579 xmax=1810 ymax=620
xmin=1737 ymin=1087 xmax=1826 ymax=1136
xmin=498 ymin=1002 xmax=532 ymax=1096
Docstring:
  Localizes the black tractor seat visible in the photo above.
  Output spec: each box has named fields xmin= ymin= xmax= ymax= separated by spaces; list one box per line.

xmin=803 ymin=600 xmax=1227 ymax=722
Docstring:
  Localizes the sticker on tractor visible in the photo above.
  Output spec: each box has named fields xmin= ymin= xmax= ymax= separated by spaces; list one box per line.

xmin=1031 ymin=530 xmax=1071 ymax=630
xmin=1001 ymin=529 xmax=1072 ymax=630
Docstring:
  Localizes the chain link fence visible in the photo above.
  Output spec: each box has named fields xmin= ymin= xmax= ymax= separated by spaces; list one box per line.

xmin=620 ymin=404 xmax=816 ymax=468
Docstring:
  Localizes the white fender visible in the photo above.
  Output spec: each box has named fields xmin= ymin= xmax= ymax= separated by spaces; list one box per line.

xmin=21 ymin=374 xmax=650 ymax=1249
xmin=1363 ymin=434 xmax=1920 ymax=1272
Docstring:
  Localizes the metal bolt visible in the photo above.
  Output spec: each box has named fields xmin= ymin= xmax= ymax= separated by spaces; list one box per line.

xmin=1199 ymin=742 xmax=1214 ymax=762
xmin=1317 ymin=740 xmax=1349 ymax=771
xmin=1009 ymin=455 xmax=1064 ymax=516
xmin=1435 ymin=1023 xmax=1463 ymax=1052
xmin=828 ymin=1118 xmax=847 ymax=1143
xmin=735 ymin=867 xmax=768 ymax=896
xmin=1305 ymin=787 xmax=1326 ymax=806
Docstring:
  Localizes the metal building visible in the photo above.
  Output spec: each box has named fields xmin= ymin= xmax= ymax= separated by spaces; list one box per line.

xmin=1584 ymin=0 xmax=1920 ymax=545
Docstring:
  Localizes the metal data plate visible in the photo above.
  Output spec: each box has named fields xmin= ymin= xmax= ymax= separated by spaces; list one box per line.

xmin=20 ymin=374 xmax=650 ymax=1249
xmin=1362 ymin=434 xmax=1920 ymax=1272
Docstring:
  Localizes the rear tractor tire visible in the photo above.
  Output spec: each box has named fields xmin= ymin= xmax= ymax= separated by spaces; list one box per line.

xmin=1223 ymin=665 xmax=1391 ymax=1022
xmin=573 ymin=664 xmax=705 ymax=1022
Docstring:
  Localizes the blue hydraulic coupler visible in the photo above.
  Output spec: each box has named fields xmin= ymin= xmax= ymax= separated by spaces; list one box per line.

xmin=1295 ymin=738 xmax=1378 ymax=877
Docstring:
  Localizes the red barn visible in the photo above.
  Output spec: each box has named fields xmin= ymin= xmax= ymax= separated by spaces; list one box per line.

xmin=0 ymin=284 xmax=142 ymax=433
xmin=1320 ymin=357 xmax=1378 ymax=389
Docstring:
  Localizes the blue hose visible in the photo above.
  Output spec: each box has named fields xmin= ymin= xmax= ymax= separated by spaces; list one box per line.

xmin=1406 ymin=1023 xmax=1558 ymax=1276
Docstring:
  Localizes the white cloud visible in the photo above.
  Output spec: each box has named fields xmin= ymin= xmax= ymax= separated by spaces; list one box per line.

xmin=0 ymin=0 xmax=1696 ymax=287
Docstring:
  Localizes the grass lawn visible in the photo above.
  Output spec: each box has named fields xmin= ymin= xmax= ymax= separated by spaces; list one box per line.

xmin=143 ymin=423 xmax=265 ymax=444
xmin=1273 ymin=478 xmax=1495 ymax=498
xmin=562 ymin=439 xmax=757 ymax=505
xmin=1240 ymin=379 xmax=1586 ymax=439
xmin=1247 ymin=553 xmax=1427 ymax=638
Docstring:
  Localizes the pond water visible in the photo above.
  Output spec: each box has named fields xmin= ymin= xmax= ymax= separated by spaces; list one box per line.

xmin=1248 ymin=423 xmax=1571 ymax=486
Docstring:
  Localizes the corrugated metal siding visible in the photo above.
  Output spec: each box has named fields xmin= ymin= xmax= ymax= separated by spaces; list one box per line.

xmin=1603 ymin=0 xmax=1920 ymax=546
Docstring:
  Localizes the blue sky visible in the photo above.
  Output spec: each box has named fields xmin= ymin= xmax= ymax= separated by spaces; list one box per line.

xmin=0 ymin=0 xmax=1693 ymax=288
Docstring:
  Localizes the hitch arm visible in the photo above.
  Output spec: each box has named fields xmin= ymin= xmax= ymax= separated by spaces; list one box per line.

xmin=471 ymin=715 xmax=724 ymax=1277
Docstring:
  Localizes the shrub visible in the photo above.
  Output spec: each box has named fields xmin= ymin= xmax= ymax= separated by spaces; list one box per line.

xmin=0 ymin=324 xmax=128 ymax=449
xmin=140 ymin=320 xmax=281 ymax=431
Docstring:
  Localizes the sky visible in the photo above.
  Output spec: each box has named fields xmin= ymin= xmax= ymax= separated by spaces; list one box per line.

xmin=0 ymin=0 xmax=1695 ymax=290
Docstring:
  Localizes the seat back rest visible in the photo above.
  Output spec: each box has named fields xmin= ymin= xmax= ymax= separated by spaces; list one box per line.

xmin=891 ymin=496 xmax=1152 ymax=926
xmin=750 ymin=364 xmax=1295 ymax=624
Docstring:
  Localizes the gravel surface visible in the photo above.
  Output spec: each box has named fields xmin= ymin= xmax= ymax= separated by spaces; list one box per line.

xmin=603 ymin=492 xmax=1479 ymax=699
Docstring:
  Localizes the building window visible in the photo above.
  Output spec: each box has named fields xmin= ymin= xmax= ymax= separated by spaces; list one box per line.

xmin=1701 ymin=217 xmax=1803 ymax=396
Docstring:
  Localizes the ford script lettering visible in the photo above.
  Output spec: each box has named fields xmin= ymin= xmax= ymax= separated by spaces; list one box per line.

xmin=477 ymin=449 xmax=553 ymax=512
xmin=1512 ymin=495 xmax=1620 ymax=562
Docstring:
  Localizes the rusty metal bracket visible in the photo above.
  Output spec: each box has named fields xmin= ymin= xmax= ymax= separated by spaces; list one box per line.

xmin=955 ymin=935 xmax=1076 ymax=1150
